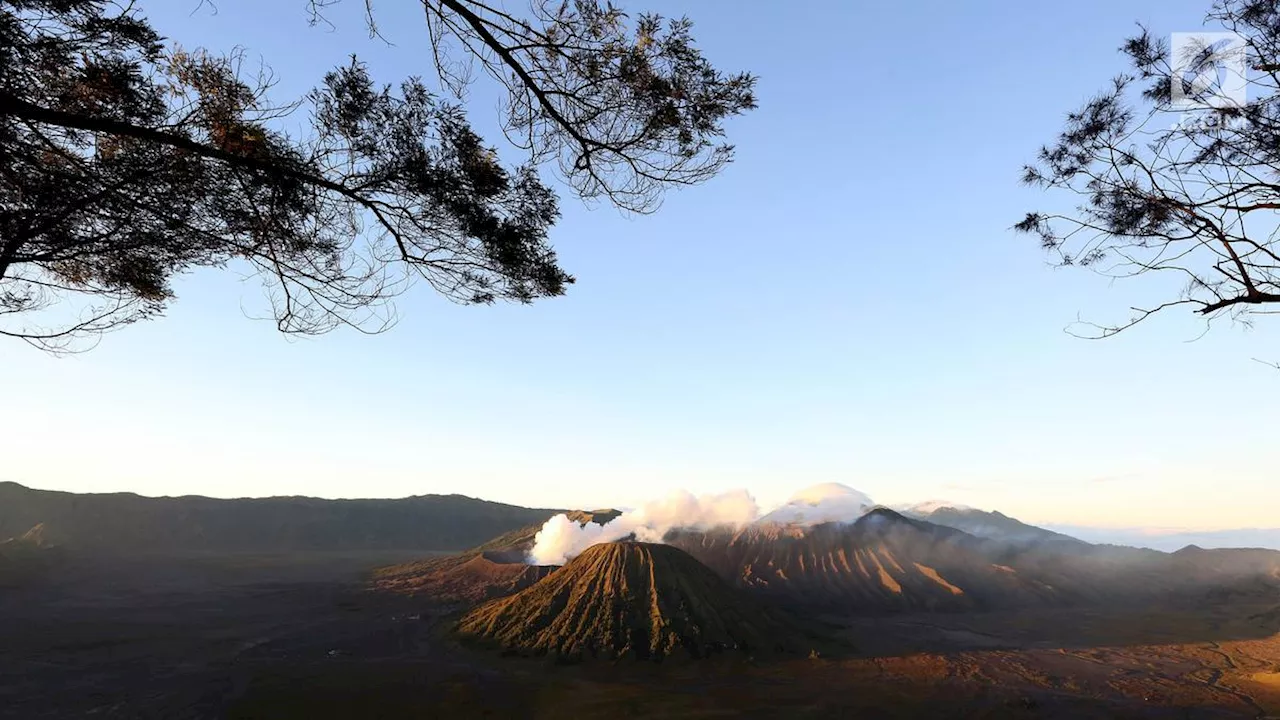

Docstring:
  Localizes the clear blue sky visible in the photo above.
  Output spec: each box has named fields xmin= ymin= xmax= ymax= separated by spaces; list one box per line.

xmin=3 ymin=0 xmax=1278 ymax=530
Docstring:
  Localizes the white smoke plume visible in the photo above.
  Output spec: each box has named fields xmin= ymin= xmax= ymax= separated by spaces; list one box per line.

xmin=526 ymin=489 xmax=758 ymax=565
xmin=757 ymin=483 xmax=874 ymax=525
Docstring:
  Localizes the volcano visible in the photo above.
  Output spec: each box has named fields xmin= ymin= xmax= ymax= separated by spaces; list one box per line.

xmin=668 ymin=509 xmax=1280 ymax=612
xmin=456 ymin=541 xmax=801 ymax=660
xmin=373 ymin=509 xmax=617 ymax=604
xmin=666 ymin=508 xmax=1061 ymax=612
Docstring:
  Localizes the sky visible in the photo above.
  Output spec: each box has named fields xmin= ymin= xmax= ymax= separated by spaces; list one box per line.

xmin=3 ymin=0 xmax=1278 ymax=531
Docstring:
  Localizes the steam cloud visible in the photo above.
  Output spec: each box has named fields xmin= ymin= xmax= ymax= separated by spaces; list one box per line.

xmin=526 ymin=483 xmax=878 ymax=565
xmin=526 ymin=489 xmax=759 ymax=566
xmin=758 ymin=483 xmax=874 ymax=525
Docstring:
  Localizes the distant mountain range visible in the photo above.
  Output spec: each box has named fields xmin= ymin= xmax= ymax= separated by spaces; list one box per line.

xmin=1041 ymin=525 xmax=1280 ymax=552
xmin=384 ymin=505 xmax=1280 ymax=620
xmin=422 ymin=502 xmax=1280 ymax=663
xmin=898 ymin=501 xmax=1280 ymax=552
xmin=0 ymin=482 xmax=564 ymax=554
xmin=7 ymin=479 xmax=1280 ymax=608
xmin=899 ymin=504 xmax=1087 ymax=549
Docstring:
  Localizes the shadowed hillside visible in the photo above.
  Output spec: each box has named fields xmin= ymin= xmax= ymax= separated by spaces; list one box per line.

xmin=0 ymin=524 xmax=64 ymax=588
xmin=457 ymin=542 xmax=805 ymax=660
xmin=0 ymin=482 xmax=563 ymax=554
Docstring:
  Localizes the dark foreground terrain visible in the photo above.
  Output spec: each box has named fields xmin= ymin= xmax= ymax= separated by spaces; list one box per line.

xmin=4 ymin=551 xmax=1280 ymax=719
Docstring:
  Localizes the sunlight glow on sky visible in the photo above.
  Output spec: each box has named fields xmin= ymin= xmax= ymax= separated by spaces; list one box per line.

xmin=2 ymin=0 xmax=1278 ymax=531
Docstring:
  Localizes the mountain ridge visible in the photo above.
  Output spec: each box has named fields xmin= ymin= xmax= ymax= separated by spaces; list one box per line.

xmin=900 ymin=504 xmax=1088 ymax=550
xmin=668 ymin=508 xmax=1059 ymax=612
xmin=0 ymin=482 xmax=565 ymax=554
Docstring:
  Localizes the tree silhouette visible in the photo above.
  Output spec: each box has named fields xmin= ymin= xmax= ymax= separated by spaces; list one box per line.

xmin=0 ymin=0 xmax=756 ymax=350
xmin=1019 ymin=0 xmax=1280 ymax=338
